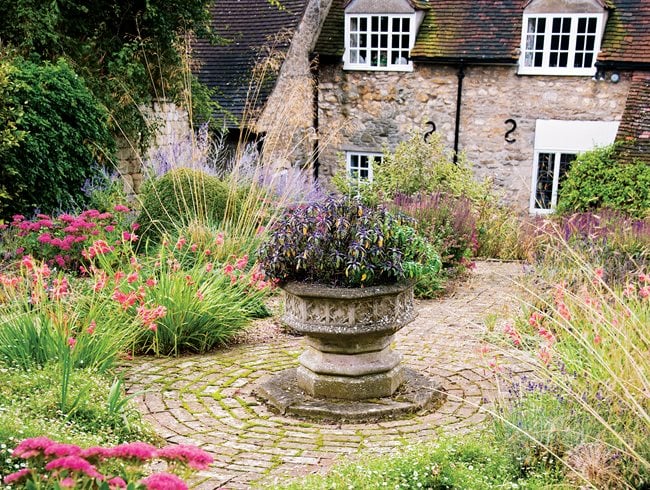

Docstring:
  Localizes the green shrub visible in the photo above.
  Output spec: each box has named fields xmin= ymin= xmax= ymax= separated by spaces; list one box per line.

xmin=137 ymin=168 xmax=232 ymax=243
xmin=557 ymin=144 xmax=650 ymax=218
xmin=334 ymin=133 xmax=493 ymax=204
xmin=0 ymin=56 xmax=114 ymax=221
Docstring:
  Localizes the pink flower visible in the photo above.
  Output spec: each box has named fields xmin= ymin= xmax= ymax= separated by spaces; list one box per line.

xmin=109 ymin=442 xmax=157 ymax=461
xmin=131 ymin=222 xmax=140 ymax=231
xmin=108 ymin=476 xmax=127 ymax=488
xmin=223 ymin=264 xmax=234 ymax=275
xmin=205 ymin=263 xmax=213 ymax=272
xmin=204 ymin=249 xmax=211 ymax=256
xmin=141 ymin=472 xmax=188 ymax=490
xmin=122 ymin=231 xmax=138 ymax=242
xmin=114 ymin=204 xmax=130 ymax=213
xmin=537 ymin=327 xmax=555 ymax=344
xmin=54 ymin=255 xmax=66 ymax=268
xmin=594 ymin=267 xmax=604 ymax=278
xmin=640 ymin=273 xmax=649 ymax=283
xmin=38 ymin=233 xmax=53 ymax=244
xmin=12 ymin=214 xmax=25 ymax=222
xmin=528 ymin=311 xmax=543 ymax=328
xmin=3 ymin=468 xmax=31 ymax=484
xmin=59 ymin=477 xmax=76 ymax=488
xmin=98 ymin=212 xmax=113 ymax=220
xmin=45 ymin=455 xmax=103 ymax=479
xmin=557 ymin=302 xmax=571 ymax=320
xmin=624 ymin=283 xmax=636 ymax=297
xmin=235 ymin=255 xmax=248 ymax=270
xmin=503 ymin=323 xmax=521 ymax=346
xmin=127 ymin=272 xmax=139 ymax=284
xmin=196 ymin=290 xmax=204 ymax=301
xmin=87 ymin=320 xmax=96 ymax=335
xmin=215 ymin=232 xmax=224 ymax=245
xmin=175 ymin=237 xmax=187 ymax=250
xmin=156 ymin=444 xmax=213 ymax=470
xmin=190 ymin=243 xmax=198 ymax=252
xmin=21 ymin=255 xmax=35 ymax=271
xmin=81 ymin=446 xmax=111 ymax=460
xmin=51 ymin=277 xmax=70 ymax=300
xmin=538 ymin=346 xmax=552 ymax=366
xmin=255 ymin=225 xmax=266 ymax=236
xmin=114 ymin=271 xmax=126 ymax=282
xmin=136 ymin=305 xmax=167 ymax=330
xmin=145 ymin=277 xmax=157 ymax=288
xmin=594 ymin=334 xmax=602 ymax=345
xmin=12 ymin=436 xmax=55 ymax=458
xmin=105 ymin=225 xmax=115 ymax=232
xmin=68 ymin=337 xmax=77 ymax=349
xmin=15 ymin=246 xmax=25 ymax=255
xmin=640 ymin=286 xmax=650 ymax=299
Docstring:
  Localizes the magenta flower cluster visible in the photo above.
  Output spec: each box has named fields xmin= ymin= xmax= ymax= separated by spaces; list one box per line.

xmin=4 ymin=437 xmax=213 ymax=489
xmin=1 ymin=206 xmax=137 ymax=272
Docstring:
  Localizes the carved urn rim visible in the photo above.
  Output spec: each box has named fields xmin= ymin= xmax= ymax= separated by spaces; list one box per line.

xmin=281 ymin=280 xmax=414 ymax=299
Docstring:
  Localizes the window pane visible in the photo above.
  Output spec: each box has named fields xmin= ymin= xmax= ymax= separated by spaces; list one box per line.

xmin=588 ymin=18 xmax=597 ymax=32
xmin=360 ymin=18 xmax=367 ymax=31
xmin=552 ymin=18 xmax=562 ymax=33
xmin=578 ymin=18 xmax=586 ymax=31
xmin=535 ymin=153 xmax=555 ymax=210
xmin=534 ymin=52 xmax=543 ymax=66
xmin=381 ymin=16 xmax=388 ymax=31
xmin=351 ymin=17 xmax=358 ymax=31
xmin=402 ymin=34 xmax=409 ymax=47
xmin=392 ymin=18 xmax=400 ymax=31
xmin=371 ymin=16 xmax=378 ymax=31
xmin=557 ymin=153 xmax=576 ymax=194
xmin=371 ymin=34 xmax=378 ymax=48
xmin=351 ymin=34 xmax=358 ymax=48
xmin=402 ymin=18 xmax=410 ymax=31
xmin=380 ymin=34 xmax=388 ymax=48
xmin=528 ymin=17 xmax=537 ymax=33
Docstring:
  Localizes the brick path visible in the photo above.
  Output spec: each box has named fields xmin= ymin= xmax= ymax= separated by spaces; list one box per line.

xmin=124 ymin=261 xmax=530 ymax=489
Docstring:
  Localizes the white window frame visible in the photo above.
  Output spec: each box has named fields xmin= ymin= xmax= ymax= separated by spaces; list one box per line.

xmin=518 ymin=13 xmax=604 ymax=76
xmin=529 ymin=120 xmax=619 ymax=214
xmin=529 ymin=151 xmax=577 ymax=214
xmin=343 ymin=13 xmax=416 ymax=72
xmin=346 ymin=151 xmax=382 ymax=183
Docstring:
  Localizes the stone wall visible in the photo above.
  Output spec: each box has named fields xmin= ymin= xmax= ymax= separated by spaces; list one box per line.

xmin=317 ymin=63 xmax=631 ymax=208
xmin=116 ymin=100 xmax=190 ymax=198
xmin=255 ymin=0 xmax=333 ymax=170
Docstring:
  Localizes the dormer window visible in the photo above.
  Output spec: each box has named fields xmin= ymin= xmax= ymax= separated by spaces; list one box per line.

xmin=519 ymin=13 xmax=604 ymax=76
xmin=344 ymin=13 xmax=416 ymax=71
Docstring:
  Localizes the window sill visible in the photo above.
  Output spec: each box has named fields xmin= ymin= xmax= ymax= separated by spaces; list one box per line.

xmin=343 ymin=63 xmax=414 ymax=73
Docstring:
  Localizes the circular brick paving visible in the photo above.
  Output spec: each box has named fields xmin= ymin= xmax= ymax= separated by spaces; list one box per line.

xmin=124 ymin=261 xmax=532 ymax=489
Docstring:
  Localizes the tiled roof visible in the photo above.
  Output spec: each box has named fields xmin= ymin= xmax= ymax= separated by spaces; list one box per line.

xmin=314 ymin=0 xmax=650 ymax=65
xmin=193 ymin=0 xmax=309 ymax=128
xmin=314 ymin=0 xmax=345 ymax=58
xmin=598 ymin=0 xmax=650 ymax=66
xmin=615 ymin=73 xmax=650 ymax=164
xmin=410 ymin=1 xmax=523 ymax=62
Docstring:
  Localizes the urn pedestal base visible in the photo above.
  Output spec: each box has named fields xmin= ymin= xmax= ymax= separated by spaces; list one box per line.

xmin=254 ymin=281 xmax=447 ymax=421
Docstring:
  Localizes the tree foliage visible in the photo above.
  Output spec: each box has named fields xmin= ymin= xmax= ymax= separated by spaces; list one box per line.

xmin=0 ymin=56 xmax=113 ymax=220
xmin=0 ymin=0 xmax=214 ymax=141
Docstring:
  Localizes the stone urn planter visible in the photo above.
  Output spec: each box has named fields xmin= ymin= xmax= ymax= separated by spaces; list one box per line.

xmin=281 ymin=281 xmax=416 ymax=400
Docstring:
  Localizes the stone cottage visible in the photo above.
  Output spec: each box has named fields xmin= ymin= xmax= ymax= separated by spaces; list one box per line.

xmin=197 ymin=0 xmax=650 ymax=213
xmin=314 ymin=0 xmax=650 ymax=213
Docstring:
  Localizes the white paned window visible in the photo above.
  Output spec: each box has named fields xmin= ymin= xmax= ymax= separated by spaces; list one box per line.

xmin=530 ymin=120 xmax=619 ymax=214
xmin=519 ymin=14 xmax=604 ymax=76
xmin=346 ymin=152 xmax=382 ymax=183
xmin=531 ymin=151 xmax=576 ymax=212
xmin=344 ymin=14 xmax=415 ymax=71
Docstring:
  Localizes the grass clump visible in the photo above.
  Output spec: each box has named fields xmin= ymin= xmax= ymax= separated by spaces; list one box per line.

xmin=137 ymin=168 xmax=232 ymax=244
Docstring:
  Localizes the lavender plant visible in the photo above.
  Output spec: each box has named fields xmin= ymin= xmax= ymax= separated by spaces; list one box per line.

xmin=257 ymin=196 xmax=439 ymax=288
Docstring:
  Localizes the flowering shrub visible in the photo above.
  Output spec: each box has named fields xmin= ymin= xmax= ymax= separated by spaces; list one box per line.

xmin=3 ymin=437 xmax=213 ymax=489
xmin=392 ymin=192 xmax=478 ymax=270
xmin=257 ymin=196 xmax=439 ymax=288
xmin=85 ymin=231 xmax=274 ymax=356
xmin=497 ymin=266 xmax=650 ymax=486
xmin=0 ymin=205 xmax=137 ymax=272
xmin=527 ymin=210 xmax=650 ymax=287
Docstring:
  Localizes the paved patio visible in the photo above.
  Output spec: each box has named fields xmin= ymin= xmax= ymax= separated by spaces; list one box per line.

xmin=124 ymin=261 xmax=531 ymax=489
